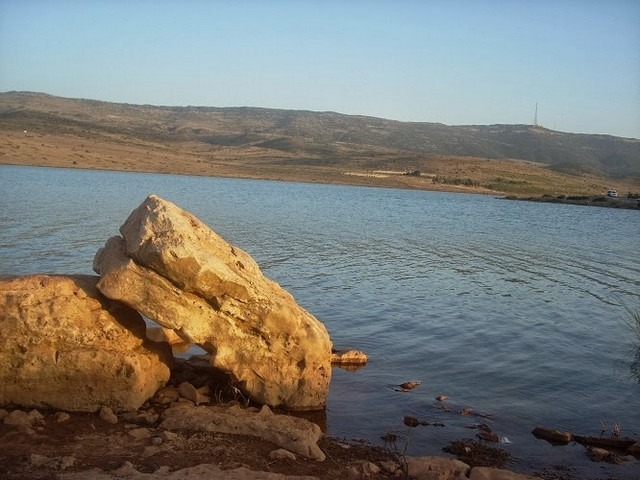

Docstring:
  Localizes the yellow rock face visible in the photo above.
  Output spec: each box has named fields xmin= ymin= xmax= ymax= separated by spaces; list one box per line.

xmin=0 ymin=274 xmax=171 ymax=412
xmin=94 ymin=194 xmax=332 ymax=410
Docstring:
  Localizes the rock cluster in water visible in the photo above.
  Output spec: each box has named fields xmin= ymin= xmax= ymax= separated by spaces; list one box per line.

xmin=0 ymin=194 xmax=333 ymax=412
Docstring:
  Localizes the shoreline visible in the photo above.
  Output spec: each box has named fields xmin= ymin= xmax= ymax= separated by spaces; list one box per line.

xmin=505 ymin=194 xmax=640 ymax=210
xmin=2 ymin=399 xmax=639 ymax=480
xmin=0 ymin=160 xmax=498 ymax=196
xmin=4 ymin=161 xmax=638 ymax=211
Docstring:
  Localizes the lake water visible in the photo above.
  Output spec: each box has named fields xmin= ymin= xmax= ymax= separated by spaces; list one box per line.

xmin=1 ymin=165 xmax=639 ymax=478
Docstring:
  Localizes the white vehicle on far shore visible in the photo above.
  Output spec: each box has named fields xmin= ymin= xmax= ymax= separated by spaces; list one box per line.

xmin=607 ymin=189 xmax=618 ymax=198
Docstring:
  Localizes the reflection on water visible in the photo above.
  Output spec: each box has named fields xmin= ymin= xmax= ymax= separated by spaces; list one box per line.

xmin=1 ymin=165 xmax=639 ymax=478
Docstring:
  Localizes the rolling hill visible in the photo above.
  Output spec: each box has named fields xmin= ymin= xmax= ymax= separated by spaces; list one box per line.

xmin=1 ymin=92 xmax=638 ymax=198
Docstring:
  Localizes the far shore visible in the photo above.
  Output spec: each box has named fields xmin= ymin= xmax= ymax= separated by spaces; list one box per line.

xmin=3 ymin=159 xmax=640 ymax=212
xmin=2 ymin=126 xmax=639 ymax=202
xmin=0 ymin=159 xmax=498 ymax=196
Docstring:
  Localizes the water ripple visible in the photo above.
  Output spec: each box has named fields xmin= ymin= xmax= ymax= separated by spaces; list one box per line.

xmin=2 ymin=165 xmax=639 ymax=479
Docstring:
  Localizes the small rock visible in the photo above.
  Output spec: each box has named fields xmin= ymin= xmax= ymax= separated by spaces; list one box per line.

xmin=587 ymin=446 xmax=613 ymax=462
xmin=406 ymin=456 xmax=471 ymax=479
xmin=258 ymin=404 xmax=274 ymax=416
xmin=197 ymin=385 xmax=210 ymax=395
xmin=4 ymin=409 xmax=43 ymax=427
xmin=269 ymin=448 xmax=297 ymax=460
xmin=127 ymin=427 xmax=152 ymax=440
xmin=399 ymin=381 xmax=421 ymax=391
xmin=99 ymin=406 xmax=118 ymax=424
xmin=53 ymin=412 xmax=71 ymax=423
xmin=531 ymin=426 xmax=573 ymax=444
xmin=477 ymin=431 xmax=500 ymax=442
xmin=59 ymin=455 xmax=75 ymax=470
xmin=30 ymin=453 xmax=52 ymax=467
xmin=197 ymin=393 xmax=211 ymax=404
xmin=142 ymin=445 xmax=160 ymax=457
xmin=460 ymin=407 xmax=473 ymax=416
xmin=196 ymin=385 xmax=211 ymax=404
xmin=346 ymin=465 xmax=361 ymax=480
xmin=629 ymin=442 xmax=640 ymax=455
xmin=146 ymin=326 xmax=184 ymax=345
xmin=403 ymin=416 xmax=420 ymax=427
xmin=331 ymin=349 xmax=369 ymax=365
xmin=151 ymin=436 xmax=163 ymax=446
xmin=466 ymin=423 xmax=492 ymax=432
xmin=469 ymin=467 xmax=544 ymax=479
xmin=28 ymin=409 xmax=46 ymax=427
xmin=143 ymin=410 xmax=161 ymax=424
xmin=359 ymin=461 xmax=380 ymax=475
xmin=152 ymin=386 xmax=179 ymax=405
xmin=347 ymin=461 xmax=381 ymax=479
xmin=178 ymin=381 xmax=199 ymax=404
xmin=160 ymin=430 xmax=178 ymax=442
xmin=4 ymin=410 xmax=31 ymax=427
xmin=436 ymin=395 xmax=449 ymax=401
xmin=114 ymin=461 xmax=137 ymax=475
xmin=121 ymin=411 xmax=159 ymax=425
xmin=380 ymin=460 xmax=401 ymax=475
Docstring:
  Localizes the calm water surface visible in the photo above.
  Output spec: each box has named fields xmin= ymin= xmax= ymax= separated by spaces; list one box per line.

xmin=1 ymin=165 xmax=639 ymax=478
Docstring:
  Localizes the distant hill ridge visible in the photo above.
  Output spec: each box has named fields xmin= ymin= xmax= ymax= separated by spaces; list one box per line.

xmin=1 ymin=91 xmax=638 ymax=177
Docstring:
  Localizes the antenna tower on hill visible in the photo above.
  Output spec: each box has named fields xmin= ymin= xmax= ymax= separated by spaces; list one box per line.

xmin=533 ymin=103 xmax=538 ymax=127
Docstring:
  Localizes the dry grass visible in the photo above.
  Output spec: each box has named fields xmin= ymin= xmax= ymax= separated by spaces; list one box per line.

xmin=1 ymin=128 xmax=637 ymax=197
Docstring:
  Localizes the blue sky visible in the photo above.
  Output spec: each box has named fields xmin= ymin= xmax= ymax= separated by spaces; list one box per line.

xmin=1 ymin=0 xmax=639 ymax=138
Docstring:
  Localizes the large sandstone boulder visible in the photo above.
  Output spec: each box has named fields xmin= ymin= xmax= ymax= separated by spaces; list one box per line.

xmin=93 ymin=194 xmax=332 ymax=410
xmin=0 ymin=275 xmax=171 ymax=412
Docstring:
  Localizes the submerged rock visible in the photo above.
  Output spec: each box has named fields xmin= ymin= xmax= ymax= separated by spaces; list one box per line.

xmin=94 ymin=194 xmax=332 ymax=410
xmin=0 ymin=275 xmax=171 ymax=412
xmin=394 ymin=380 xmax=421 ymax=392
xmin=531 ymin=426 xmax=573 ymax=444
xmin=403 ymin=415 xmax=421 ymax=427
xmin=330 ymin=349 xmax=368 ymax=365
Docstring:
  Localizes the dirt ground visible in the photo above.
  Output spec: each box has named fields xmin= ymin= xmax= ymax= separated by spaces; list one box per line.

xmin=0 ymin=408 xmax=402 ymax=479
xmin=0 ymin=356 xmax=405 ymax=480
xmin=0 ymin=355 xmax=539 ymax=480
xmin=2 ymin=128 xmax=637 ymax=198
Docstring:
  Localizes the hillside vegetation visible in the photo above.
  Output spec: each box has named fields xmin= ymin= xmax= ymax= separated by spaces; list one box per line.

xmin=1 ymin=92 xmax=638 ymax=197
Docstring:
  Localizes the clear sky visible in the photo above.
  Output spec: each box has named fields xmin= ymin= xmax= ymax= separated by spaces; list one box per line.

xmin=1 ymin=0 xmax=639 ymax=138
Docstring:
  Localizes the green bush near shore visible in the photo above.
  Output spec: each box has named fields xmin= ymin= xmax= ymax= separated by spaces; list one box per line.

xmin=432 ymin=176 xmax=480 ymax=187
